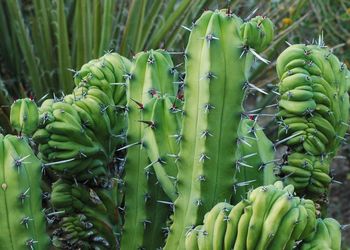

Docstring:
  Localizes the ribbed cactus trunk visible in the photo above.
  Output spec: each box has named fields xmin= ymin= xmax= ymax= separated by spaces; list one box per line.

xmin=121 ymin=50 xmax=179 ymax=249
xmin=164 ymin=10 xmax=273 ymax=249
xmin=0 ymin=135 xmax=49 ymax=250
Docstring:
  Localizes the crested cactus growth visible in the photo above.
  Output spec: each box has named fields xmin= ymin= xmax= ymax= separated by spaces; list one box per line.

xmin=74 ymin=52 xmax=132 ymax=146
xmin=240 ymin=16 xmax=274 ymax=53
xmin=74 ymin=52 xmax=132 ymax=106
xmin=32 ymin=95 xmax=111 ymax=183
xmin=51 ymin=179 xmax=119 ymax=249
xmin=276 ymin=43 xmax=350 ymax=200
xmin=0 ymin=134 xmax=49 ymax=249
xmin=10 ymin=98 xmax=39 ymax=135
xmin=233 ymin=117 xmax=276 ymax=204
xmin=300 ymin=218 xmax=342 ymax=250
xmin=279 ymin=153 xmax=331 ymax=195
xmin=164 ymin=9 xmax=274 ymax=249
xmin=185 ymin=181 xmax=317 ymax=250
xmin=121 ymin=49 xmax=179 ymax=249
xmin=29 ymin=51 xmax=128 ymax=248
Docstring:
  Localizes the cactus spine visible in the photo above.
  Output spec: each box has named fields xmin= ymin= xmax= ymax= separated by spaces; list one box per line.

xmin=164 ymin=10 xmax=274 ymax=249
xmin=0 ymin=134 xmax=49 ymax=249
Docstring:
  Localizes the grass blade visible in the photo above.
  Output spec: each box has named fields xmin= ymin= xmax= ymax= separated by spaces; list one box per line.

xmin=55 ymin=0 xmax=73 ymax=93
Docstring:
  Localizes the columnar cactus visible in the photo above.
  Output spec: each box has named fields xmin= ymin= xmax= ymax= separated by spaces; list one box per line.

xmin=10 ymin=98 xmax=39 ymax=135
xmin=164 ymin=10 xmax=274 ymax=249
xmin=185 ymin=181 xmax=317 ymax=250
xmin=121 ymin=49 xmax=179 ymax=249
xmin=0 ymin=134 xmax=49 ymax=249
xmin=276 ymin=43 xmax=350 ymax=200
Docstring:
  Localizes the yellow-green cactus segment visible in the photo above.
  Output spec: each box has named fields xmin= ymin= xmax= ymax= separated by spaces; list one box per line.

xmin=121 ymin=49 xmax=178 ymax=249
xmin=232 ymin=118 xmax=276 ymax=204
xmin=280 ymin=152 xmax=332 ymax=196
xmin=300 ymin=218 xmax=341 ymax=250
xmin=165 ymin=9 xmax=273 ymax=249
xmin=0 ymin=135 xmax=49 ymax=250
xmin=241 ymin=16 xmax=274 ymax=53
xmin=10 ymin=98 xmax=39 ymax=135
xmin=185 ymin=182 xmax=318 ymax=250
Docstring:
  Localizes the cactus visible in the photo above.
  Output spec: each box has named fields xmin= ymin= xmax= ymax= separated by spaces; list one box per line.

xmin=121 ymin=49 xmax=179 ymax=249
xmin=29 ymin=52 xmax=130 ymax=248
xmin=185 ymin=181 xmax=317 ymax=250
xmin=32 ymin=96 xmax=110 ymax=183
xmin=10 ymin=98 xmax=39 ymax=135
xmin=276 ymin=43 xmax=350 ymax=201
xmin=74 ymin=52 xmax=132 ymax=106
xmin=233 ymin=117 xmax=276 ymax=204
xmin=0 ymin=134 xmax=49 ymax=249
xmin=142 ymin=96 xmax=181 ymax=201
xmin=300 ymin=217 xmax=342 ymax=250
xmin=51 ymin=179 xmax=119 ymax=249
xmin=2 ymin=8 xmax=347 ymax=249
xmin=164 ymin=9 xmax=274 ymax=249
xmin=74 ymin=52 xmax=132 ymax=146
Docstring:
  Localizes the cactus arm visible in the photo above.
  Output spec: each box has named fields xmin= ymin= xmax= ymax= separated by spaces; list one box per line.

xmin=122 ymin=50 xmax=178 ymax=249
xmin=121 ymin=52 xmax=150 ymax=249
xmin=163 ymin=11 xmax=213 ymax=249
xmin=233 ymin=118 xmax=276 ymax=204
xmin=143 ymin=97 xmax=178 ymax=201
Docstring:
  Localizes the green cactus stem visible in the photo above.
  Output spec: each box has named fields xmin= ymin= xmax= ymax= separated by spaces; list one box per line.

xmin=232 ymin=117 xmax=276 ymax=204
xmin=0 ymin=134 xmax=49 ymax=250
xmin=121 ymin=49 xmax=178 ymax=249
